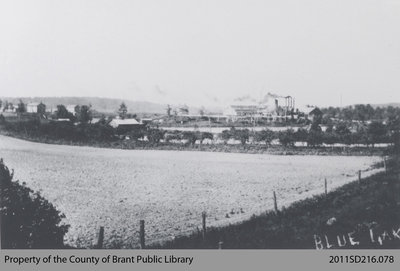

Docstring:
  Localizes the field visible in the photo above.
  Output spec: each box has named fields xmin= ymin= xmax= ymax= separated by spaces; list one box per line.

xmin=0 ymin=135 xmax=383 ymax=248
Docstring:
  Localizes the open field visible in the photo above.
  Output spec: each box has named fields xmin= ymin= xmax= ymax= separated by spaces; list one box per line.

xmin=0 ymin=135 xmax=383 ymax=248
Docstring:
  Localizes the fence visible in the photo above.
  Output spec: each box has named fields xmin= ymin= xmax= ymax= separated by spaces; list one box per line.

xmin=92 ymin=158 xmax=386 ymax=249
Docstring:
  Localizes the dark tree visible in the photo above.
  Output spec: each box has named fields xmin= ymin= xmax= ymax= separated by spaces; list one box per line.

xmin=37 ymin=102 xmax=46 ymax=115
xmin=307 ymin=130 xmax=323 ymax=147
xmin=146 ymin=128 xmax=164 ymax=144
xmin=128 ymin=127 xmax=146 ymax=141
xmin=233 ymin=129 xmax=250 ymax=145
xmin=294 ymin=128 xmax=308 ymax=142
xmin=334 ymin=122 xmax=352 ymax=144
xmin=220 ymin=129 xmax=232 ymax=144
xmin=166 ymin=104 xmax=172 ymax=117
xmin=200 ymin=132 xmax=214 ymax=144
xmin=55 ymin=105 xmax=70 ymax=119
xmin=118 ymin=103 xmax=128 ymax=119
xmin=17 ymin=99 xmax=26 ymax=113
xmin=77 ymin=105 xmax=92 ymax=124
xmin=367 ymin=121 xmax=387 ymax=147
xmin=255 ymin=129 xmax=275 ymax=146
xmin=387 ymin=114 xmax=400 ymax=150
xmin=182 ymin=131 xmax=198 ymax=145
xmin=0 ymin=159 xmax=69 ymax=248
xmin=74 ymin=105 xmax=81 ymax=116
xmin=278 ymin=129 xmax=296 ymax=147
xmin=199 ymin=107 xmax=205 ymax=117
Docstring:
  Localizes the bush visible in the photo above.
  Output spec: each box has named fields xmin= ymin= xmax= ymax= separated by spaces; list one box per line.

xmin=182 ymin=131 xmax=198 ymax=145
xmin=220 ymin=129 xmax=233 ymax=144
xmin=254 ymin=129 xmax=275 ymax=146
xmin=233 ymin=129 xmax=250 ymax=145
xmin=0 ymin=159 xmax=69 ymax=248
xmin=307 ymin=130 xmax=323 ymax=147
xmin=278 ymin=129 xmax=296 ymax=147
xmin=200 ymin=132 xmax=214 ymax=143
xmin=146 ymin=128 xmax=165 ymax=144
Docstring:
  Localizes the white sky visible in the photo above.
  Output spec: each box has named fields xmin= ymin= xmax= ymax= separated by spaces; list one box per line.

xmin=0 ymin=0 xmax=399 ymax=107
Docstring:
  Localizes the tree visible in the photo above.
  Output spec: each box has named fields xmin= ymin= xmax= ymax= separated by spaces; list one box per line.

xmin=200 ymin=132 xmax=214 ymax=144
xmin=74 ymin=105 xmax=81 ymax=116
xmin=16 ymin=99 xmax=26 ymax=113
xmin=294 ymin=128 xmax=308 ymax=142
xmin=55 ymin=105 xmax=67 ymax=118
xmin=278 ymin=129 xmax=296 ymax=147
xmin=146 ymin=128 xmax=164 ymax=144
xmin=255 ymin=129 xmax=275 ymax=146
xmin=307 ymin=130 xmax=323 ymax=147
xmin=233 ymin=129 xmax=250 ymax=145
xmin=37 ymin=102 xmax=46 ymax=115
xmin=98 ymin=115 xmax=108 ymax=125
xmin=118 ymin=103 xmax=128 ymax=119
xmin=323 ymin=131 xmax=339 ymax=145
xmin=77 ymin=105 xmax=92 ymax=124
xmin=367 ymin=121 xmax=387 ymax=147
xmin=352 ymin=125 xmax=369 ymax=146
xmin=220 ymin=129 xmax=232 ymax=144
xmin=164 ymin=130 xmax=182 ymax=143
xmin=128 ymin=127 xmax=146 ymax=141
xmin=166 ymin=104 xmax=172 ymax=117
xmin=182 ymin=131 xmax=197 ymax=145
xmin=1 ymin=159 xmax=69 ymax=248
xmin=310 ymin=121 xmax=322 ymax=132
xmin=388 ymin=114 xmax=400 ymax=151
xmin=335 ymin=122 xmax=352 ymax=145
xmin=55 ymin=105 xmax=73 ymax=120
xmin=199 ymin=107 xmax=205 ymax=117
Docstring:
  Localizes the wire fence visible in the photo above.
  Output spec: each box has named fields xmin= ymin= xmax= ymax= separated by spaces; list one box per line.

xmin=91 ymin=158 xmax=387 ymax=249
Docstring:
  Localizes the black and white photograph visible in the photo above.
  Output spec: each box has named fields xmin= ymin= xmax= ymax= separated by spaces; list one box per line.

xmin=1 ymin=0 xmax=400 ymax=253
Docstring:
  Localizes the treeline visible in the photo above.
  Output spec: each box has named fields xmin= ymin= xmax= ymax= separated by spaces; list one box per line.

xmin=321 ymin=104 xmax=400 ymax=122
xmin=1 ymin=116 xmax=399 ymax=150
xmin=0 ymin=118 xmax=116 ymax=142
xmin=215 ymin=121 xmax=398 ymax=148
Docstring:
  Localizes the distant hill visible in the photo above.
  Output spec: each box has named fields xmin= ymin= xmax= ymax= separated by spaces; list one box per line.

xmin=0 ymin=96 xmax=225 ymax=115
xmin=370 ymin=103 xmax=400 ymax=108
xmin=0 ymin=96 xmax=168 ymax=114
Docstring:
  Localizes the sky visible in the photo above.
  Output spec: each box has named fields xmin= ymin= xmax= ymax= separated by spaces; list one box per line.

xmin=0 ymin=0 xmax=399 ymax=108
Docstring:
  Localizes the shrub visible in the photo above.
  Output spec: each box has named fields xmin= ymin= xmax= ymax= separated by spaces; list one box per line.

xmin=146 ymin=128 xmax=165 ymax=144
xmin=307 ymin=130 xmax=323 ymax=147
xmin=0 ymin=159 xmax=69 ymax=248
xmin=367 ymin=121 xmax=388 ymax=147
xmin=182 ymin=131 xmax=197 ymax=145
xmin=220 ymin=129 xmax=232 ymax=144
xmin=278 ymin=129 xmax=296 ymax=147
xmin=254 ymin=129 xmax=275 ymax=146
xmin=200 ymin=132 xmax=214 ymax=144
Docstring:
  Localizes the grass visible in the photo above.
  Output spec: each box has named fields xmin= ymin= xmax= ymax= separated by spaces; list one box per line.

xmin=150 ymin=155 xmax=400 ymax=249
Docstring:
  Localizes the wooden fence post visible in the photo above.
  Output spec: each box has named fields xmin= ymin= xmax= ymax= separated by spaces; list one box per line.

xmin=97 ymin=226 xmax=104 ymax=249
xmin=273 ymin=191 xmax=278 ymax=213
xmin=202 ymin=212 xmax=207 ymax=240
xmin=140 ymin=220 xmax=145 ymax=249
xmin=383 ymin=158 xmax=387 ymax=174
xmin=324 ymin=178 xmax=327 ymax=196
xmin=358 ymin=170 xmax=361 ymax=184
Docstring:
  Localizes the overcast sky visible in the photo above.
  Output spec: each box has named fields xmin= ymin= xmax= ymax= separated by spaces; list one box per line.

xmin=1 ymin=0 xmax=399 ymax=107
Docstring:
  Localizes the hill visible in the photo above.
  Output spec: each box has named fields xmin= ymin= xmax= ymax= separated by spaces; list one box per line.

xmin=370 ymin=103 xmax=400 ymax=108
xmin=0 ymin=96 xmax=167 ymax=114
